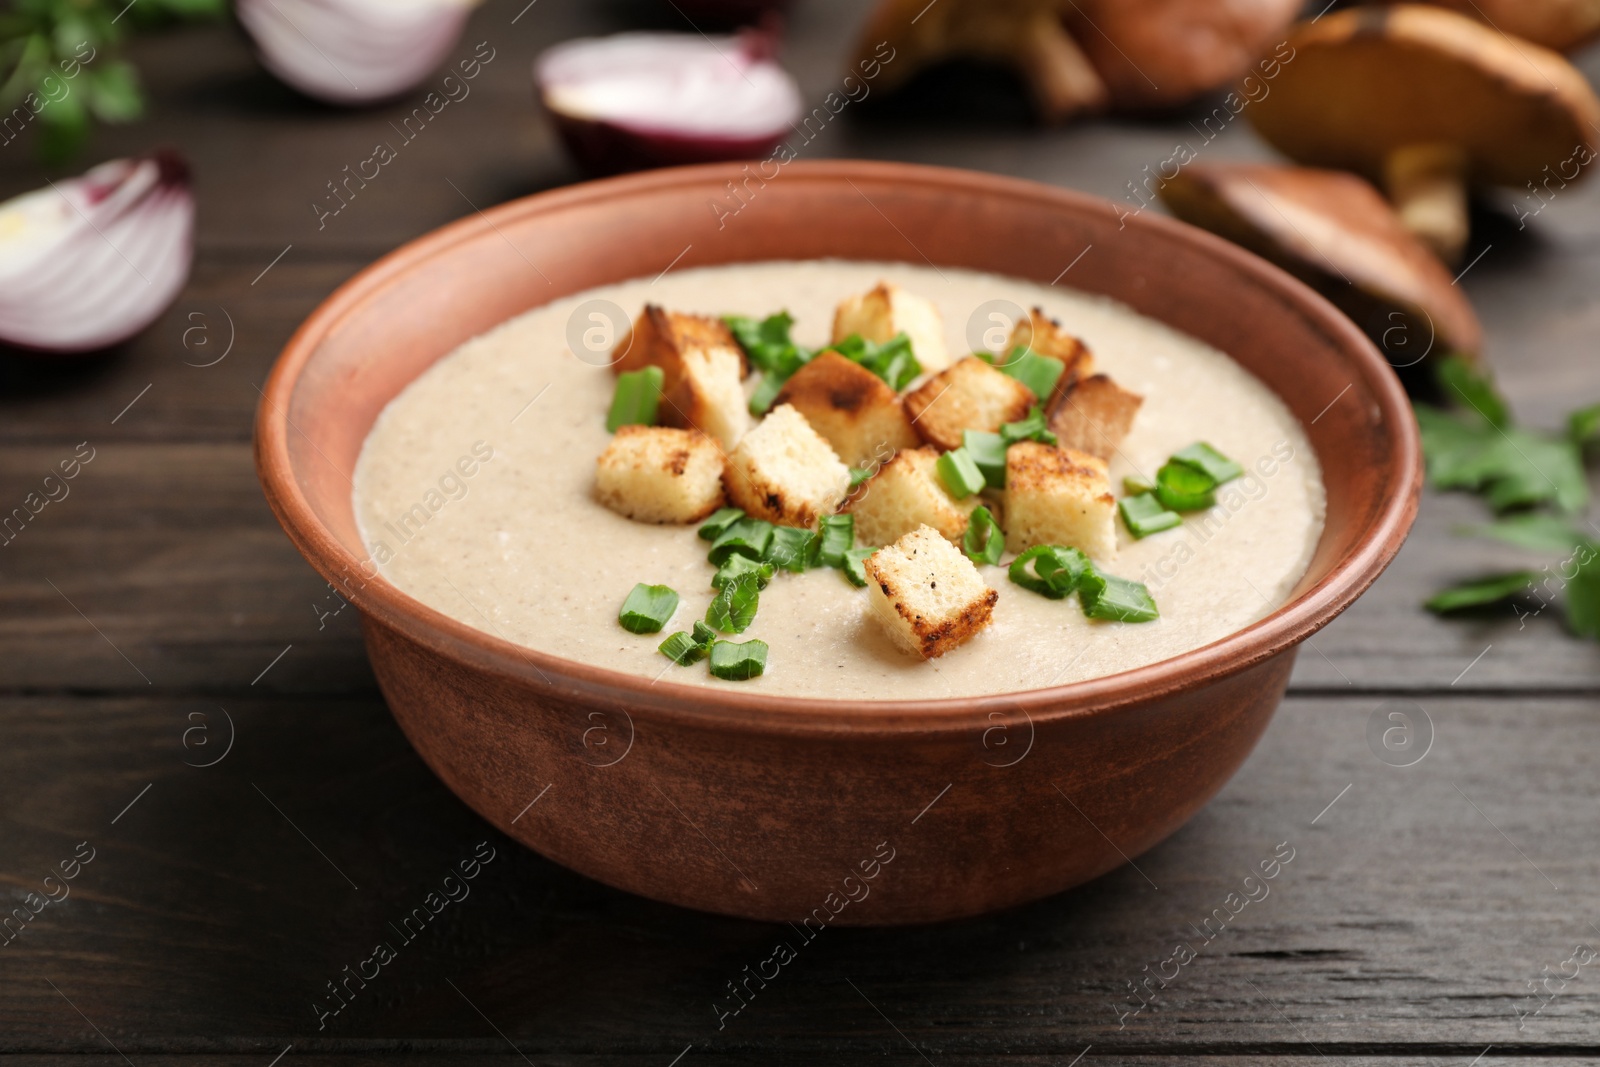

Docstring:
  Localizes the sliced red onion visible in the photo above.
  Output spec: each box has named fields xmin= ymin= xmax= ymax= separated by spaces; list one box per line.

xmin=536 ymin=31 xmax=804 ymax=176
xmin=237 ymin=0 xmax=478 ymax=106
xmin=0 ymin=152 xmax=193 ymax=355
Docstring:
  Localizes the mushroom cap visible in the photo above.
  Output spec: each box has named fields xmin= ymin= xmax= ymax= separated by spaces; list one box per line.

xmin=1375 ymin=0 xmax=1600 ymax=53
xmin=1247 ymin=5 xmax=1600 ymax=188
xmin=853 ymin=0 xmax=1061 ymax=91
xmin=1065 ymin=0 xmax=1301 ymax=109
xmin=1160 ymin=163 xmax=1484 ymax=361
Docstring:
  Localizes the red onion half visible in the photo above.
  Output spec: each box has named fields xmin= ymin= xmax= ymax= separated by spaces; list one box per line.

xmin=536 ymin=31 xmax=803 ymax=176
xmin=0 ymin=152 xmax=193 ymax=355
xmin=237 ymin=0 xmax=478 ymax=106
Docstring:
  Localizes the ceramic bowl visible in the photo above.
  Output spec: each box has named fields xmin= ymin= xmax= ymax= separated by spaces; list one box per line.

xmin=256 ymin=161 xmax=1418 ymax=925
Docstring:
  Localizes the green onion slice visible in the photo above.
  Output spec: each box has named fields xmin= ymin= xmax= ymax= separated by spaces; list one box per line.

xmin=709 ymin=638 xmax=769 ymax=681
xmin=748 ymin=372 xmax=788 ymax=416
xmin=1007 ymin=545 xmax=1090 ymax=599
xmin=842 ymin=546 xmax=877 ymax=588
xmin=708 ymin=517 xmax=775 ymax=564
xmin=995 ymin=345 xmax=1065 ymax=400
xmin=698 ymin=507 xmax=745 ymax=541
xmin=832 ymin=332 xmax=922 ymax=391
xmin=1119 ymin=493 xmax=1182 ymax=538
xmin=658 ymin=620 xmax=719 ymax=665
xmin=706 ymin=574 xmax=761 ymax=634
xmin=1170 ymin=442 xmax=1243 ymax=485
xmin=936 ymin=448 xmax=986 ymax=499
xmin=765 ymin=526 xmax=816 ymax=572
xmin=1154 ymin=460 xmax=1217 ymax=512
xmin=1000 ymin=405 xmax=1058 ymax=446
xmin=605 ymin=365 xmax=664 ymax=433
xmin=712 ymin=553 xmax=775 ymax=590
xmin=619 ymin=582 xmax=679 ymax=634
xmin=1079 ymin=567 xmax=1160 ymax=623
xmin=962 ymin=506 xmax=1005 ymax=566
xmin=1123 ymin=474 xmax=1156 ymax=495
xmin=814 ymin=513 xmax=855 ymax=569
xmin=963 ymin=430 xmax=1008 ymax=489
xmin=848 ymin=466 xmax=873 ymax=488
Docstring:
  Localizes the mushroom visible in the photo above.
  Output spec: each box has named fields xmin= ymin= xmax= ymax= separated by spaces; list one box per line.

xmin=1159 ymin=163 xmax=1483 ymax=369
xmin=851 ymin=0 xmax=1300 ymax=122
xmin=1246 ymin=5 xmax=1600 ymax=264
xmin=1374 ymin=0 xmax=1600 ymax=53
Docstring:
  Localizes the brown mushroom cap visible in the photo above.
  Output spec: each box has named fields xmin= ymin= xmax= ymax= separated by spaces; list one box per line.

xmin=1375 ymin=0 xmax=1600 ymax=53
xmin=1249 ymin=6 xmax=1600 ymax=188
xmin=1160 ymin=163 xmax=1484 ymax=364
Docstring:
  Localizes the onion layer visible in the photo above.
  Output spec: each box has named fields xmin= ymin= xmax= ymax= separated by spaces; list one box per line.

xmin=536 ymin=31 xmax=803 ymax=176
xmin=0 ymin=151 xmax=193 ymax=355
xmin=237 ymin=0 xmax=478 ymax=106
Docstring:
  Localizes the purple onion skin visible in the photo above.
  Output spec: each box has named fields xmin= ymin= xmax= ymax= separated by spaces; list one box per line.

xmin=549 ymin=112 xmax=791 ymax=177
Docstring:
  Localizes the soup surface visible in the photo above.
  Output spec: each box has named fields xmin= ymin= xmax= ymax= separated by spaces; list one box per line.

xmin=352 ymin=260 xmax=1325 ymax=699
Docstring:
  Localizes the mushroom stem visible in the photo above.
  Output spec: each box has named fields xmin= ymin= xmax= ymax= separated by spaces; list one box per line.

xmin=1015 ymin=10 xmax=1110 ymax=122
xmin=1383 ymin=143 xmax=1470 ymax=265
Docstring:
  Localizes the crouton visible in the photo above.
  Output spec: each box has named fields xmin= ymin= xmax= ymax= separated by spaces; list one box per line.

xmin=902 ymin=357 xmax=1035 ymax=452
xmin=772 ymin=351 xmax=920 ymax=469
xmin=846 ymin=447 xmax=980 ymax=547
xmin=832 ymin=282 xmax=951 ymax=374
xmin=595 ymin=426 xmax=726 ymax=524
xmin=864 ymin=525 xmax=998 ymax=659
xmin=662 ymin=344 xmax=749 ymax=451
xmin=1008 ymin=307 xmax=1095 ymax=379
xmin=724 ymin=403 xmax=851 ymax=527
xmin=1004 ymin=441 xmax=1117 ymax=560
xmin=612 ymin=305 xmax=747 ymax=387
xmin=1048 ymin=373 xmax=1144 ymax=461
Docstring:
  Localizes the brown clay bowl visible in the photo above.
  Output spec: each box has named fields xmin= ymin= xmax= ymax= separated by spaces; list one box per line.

xmin=256 ymin=160 xmax=1418 ymax=925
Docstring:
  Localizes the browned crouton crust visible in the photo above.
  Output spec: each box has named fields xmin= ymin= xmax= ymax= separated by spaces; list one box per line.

xmin=1008 ymin=307 xmax=1095 ymax=409
xmin=1047 ymin=374 xmax=1144 ymax=461
xmin=864 ymin=526 xmax=997 ymax=659
xmin=773 ymin=351 xmax=920 ymax=468
xmin=595 ymin=425 xmax=727 ymax=524
xmin=724 ymin=404 xmax=851 ymax=527
xmin=902 ymin=357 xmax=1035 ymax=452
xmin=612 ymin=305 xmax=748 ymax=389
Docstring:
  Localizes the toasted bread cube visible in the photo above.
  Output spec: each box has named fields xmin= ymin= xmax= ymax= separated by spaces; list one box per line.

xmin=1049 ymin=373 xmax=1144 ymax=461
xmin=832 ymin=282 xmax=951 ymax=374
xmin=846 ymin=447 xmax=980 ymax=547
xmin=612 ymin=305 xmax=747 ymax=390
xmin=902 ymin=357 xmax=1035 ymax=452
xmin=596 ymin=426 xmax=726 ymax=524
xmin=662 ymin=344 xmax=749 ymax=451
xmin=1005 ymin=441 xmax=1117 ymax=560
xmin=724 ymin=403 xmax=851 ymax=527
xmin=772 ymin=351 xmax=921 ymax=469
xmin=1009 ymin=307 xmax=1095 ymax=377
xmin=864 ymin=525 xmax=998 ymax=659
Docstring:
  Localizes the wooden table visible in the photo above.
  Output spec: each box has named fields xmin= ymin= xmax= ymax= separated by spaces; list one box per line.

xmin=4 ymin=2 xmax=1598 ymax=1062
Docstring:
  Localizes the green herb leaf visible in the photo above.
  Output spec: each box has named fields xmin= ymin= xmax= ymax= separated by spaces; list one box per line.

xmin=936 ymin=448 xmax=985 ymax=499
xmin=1079 ymin=567 xmax=1160 ymax=623
xmin=1437 ymin=356 xmax=1510 ymax=429
xmin=831 ymin=332 xmax=922 ymax=391
xmin=1455 ymin=514 xmax=1587 ymax=553
xmin=1154 ymin=460 xmax=1217 ymax=512
xmin=698 ymin=507 xmax=745 ymax=541
xmin=1424 ymin=571 xmax=1537 ymax=613
xmin=712 ymin=553 xmax=775 ymax=590
xmin=605 ymin=365 xmax=663 ymax=432
xmin=748 ymin=372 xmax=787 ymax=416
xmin=1170 ymin=442 xmax=1243 ymax=484
xmin=1568 ymin=402 xmax=1600 ymax=447
xmin=85 ymin=59 xmax=142 ymax=122
xmin=706 ymin=574 xmax=761 ymax=634
xmin=765 ymin=526 xmax=816 ymax=572
xmin=709 ymin=638 xmax=769 ymax=680
xmin=724 ymin=311 xmax=808 ymax=378
xmin=1416 ymin=406 xmax=1587 ymax=514
xmin=619 ymin=583 xmax=679 ymax=634
xmin=708 ymin=517 xmax=775 ymax=564
xmin=962 ymin=430 xmax=1008 ymax=489
xmin=1565 ymin=545 xmax=1600 ymax=639
xmin=1000 ymin=406 xmax=1058 ymax=446
xmin=962 ymin=506 xmax=1004 ymax=566
xmin=842 ymin=546 xmax=877 ymax=587
xmin=1119 ymin=492 xmax=1182 ymax=538
xmin=995 ymin=345 xmax=1065 ymax=400
xmin=1008 ymin=545 xmax=1090 ymax=599
xmin=814 ymin=513 xmax=855 ymax=568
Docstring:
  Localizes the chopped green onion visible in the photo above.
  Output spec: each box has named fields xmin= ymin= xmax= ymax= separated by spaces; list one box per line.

xmin=842 ymin=546 xmax=877 ymax=587
xmin=1154 ymin=460 xmax=1217 ymax=512
xmin=748 ymin=373 xmax=789 ymax=416
xmin=724 ymin=311 xmax=810 ymax=377
xmin=963 ymin=430 xmax=1009 ymax=488
xmin=814 ymin=513 xmax=855 ymax=568
xmin=708 ymin=517 xmax=775 ymax=564
xmin=849 ymin=466 xmax=873 ymax=488
xmin=1007 ymin=545 xmax=1090 ymax=599
xmin=698 ymin=507 xmax=745 ymax=541
xmin=706 ymin=573 xmax=761 ymax=633
xmin=605 ymin=365 xmax=664 ymax=432
xmin=709 ymin=638 xmax=768 ymax=681
xmin=962 ymin=506 xmax=1005 ymax=566
xmin=831 ymin=332 xmax=922 ymax=391
xmin=1123 ymin=474 xmax=1156 ymax=495
xmin=937 ymin=448 xmax=986 ymax=499
xmin=618 ymin=583 xmax=679 ymax=634
xmin=1079 ymin=567 xmax=1160 ymax=622
xmin=995 ymin=345 xmax=1066 ymax=400
xmin=712 ymin=553 xmax=775 ymax=590
xmin=1119 ymin=493 xmax=1182 ymax=538
xmin=765 ymin=526 xmax=816 ymax=572
xmin=659 ymin=620 xmax=719 ymax=664
xmin=1170 ymin=442 xmax=1243 ymax=484
xmin=1000 ymin=406 xmax=1058 ymax=446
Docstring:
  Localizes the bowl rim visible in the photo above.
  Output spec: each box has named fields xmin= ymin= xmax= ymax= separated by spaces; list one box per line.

xmin=256 ymin=159 xmax=1421 ymax=735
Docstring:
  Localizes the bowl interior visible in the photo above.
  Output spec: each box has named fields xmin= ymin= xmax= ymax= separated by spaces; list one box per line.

xmin=260 ymin=161 xmax=1416 ymax=718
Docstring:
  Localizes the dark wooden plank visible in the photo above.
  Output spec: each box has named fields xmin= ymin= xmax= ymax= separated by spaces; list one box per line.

xmin=2 ymin=693 xmax=1597 ymax=1053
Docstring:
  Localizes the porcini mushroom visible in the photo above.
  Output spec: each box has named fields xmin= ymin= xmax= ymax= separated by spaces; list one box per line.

xmin=1246 ymin=5 xmax=1600 ymax=264
xmin=1159 ymin=163 xmax=1483 ymax=368
xmin=851 ymin=0 xmax=1299 ymax=122
xmin=1375 ymin=0 xmax=1600 ymax=53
